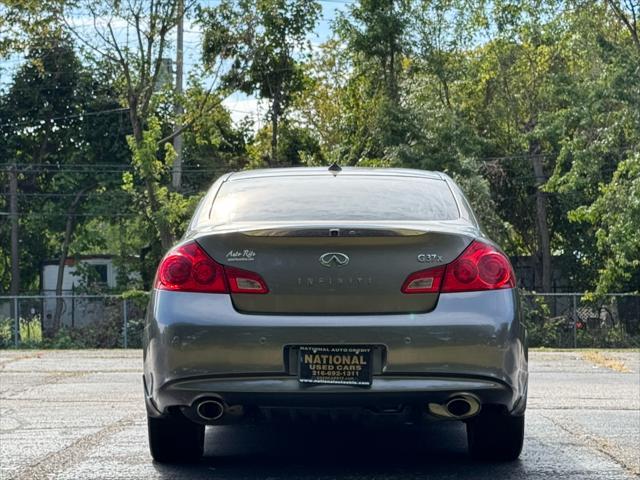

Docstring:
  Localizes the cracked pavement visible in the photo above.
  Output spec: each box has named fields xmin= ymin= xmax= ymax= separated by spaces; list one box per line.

xmin=1 ymin=350 xmax=638 ymax=479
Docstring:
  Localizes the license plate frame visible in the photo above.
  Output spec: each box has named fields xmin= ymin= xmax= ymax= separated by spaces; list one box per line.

xmin=298 ymin=345 xmax=373 ymax=386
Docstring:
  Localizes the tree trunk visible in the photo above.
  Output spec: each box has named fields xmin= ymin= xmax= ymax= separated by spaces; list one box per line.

xmin=131 ymin=115 xmax=174 ymax=251
xmin=605 ymin=0 xmax=640 ymax=53
xmin=145 ymin=176 xmax=174 ymax=251
xmin=388 ymin=44 xmax=399 ymax=104
xmin=271 ymin=93 xmax=281 ymax=166
xmin=530 ymin=141 xmax=552 ymax=293
xmin=51 ymin=187 xmax=89 ymax=336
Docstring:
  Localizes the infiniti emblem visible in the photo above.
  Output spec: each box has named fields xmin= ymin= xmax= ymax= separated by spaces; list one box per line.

xmin=319 ymin=252 xmax=350 ymax=268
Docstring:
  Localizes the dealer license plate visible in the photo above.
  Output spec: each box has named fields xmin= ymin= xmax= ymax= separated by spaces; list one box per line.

xmin=298 ymin=346 xmax=372 ymax=386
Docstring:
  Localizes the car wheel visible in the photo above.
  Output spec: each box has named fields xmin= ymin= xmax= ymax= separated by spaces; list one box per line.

xmin=466 ymin=409 xmax=524 ymax=461
xmin=147 ymin=412 xmax=205 ymax=463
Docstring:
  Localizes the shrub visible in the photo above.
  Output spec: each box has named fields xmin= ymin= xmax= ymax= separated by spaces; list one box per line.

xmin=521 ymin=294 xmax=565 ymax=347
xmin=0 ymin=317 xmax=44 ymax=348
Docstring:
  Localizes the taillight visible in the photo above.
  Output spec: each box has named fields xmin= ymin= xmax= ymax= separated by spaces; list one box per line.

xmin=155 ymin=241 xmax=268 ymax=294
xmin=440 ymin=241 xmax=515 ymax=292
xmin=226 ymin=265 xmax=269 ymax=294
xmin=401 ymin=241 xmax=515 ymax=294
xmin=156 ymin=242 xmax=228 ymax=293
xmin=401 ymin=266 xmax=445 ymax=293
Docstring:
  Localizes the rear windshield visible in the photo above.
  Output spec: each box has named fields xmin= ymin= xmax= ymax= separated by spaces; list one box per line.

xmin=210 ymin=175 xmax=459 ymax=224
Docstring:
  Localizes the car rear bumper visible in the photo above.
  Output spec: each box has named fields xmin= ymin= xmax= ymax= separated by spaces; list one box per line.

xmin=143 ymin=289 xmax=528 ymax=418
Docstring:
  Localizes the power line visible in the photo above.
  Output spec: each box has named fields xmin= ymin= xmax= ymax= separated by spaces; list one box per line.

xmin=0 ymin=189 xmax=204 ymax=198
xmin=0 ymin=153 xmax=632 ymax=173
xmin=0 ymin=107 xmax=130 ymax=129
xmin=0 ymin=101 xmax=250 ymax=129
xmin=0 ymin=192 xmax=132 ymax=197
xmin=0 ymin=163 xmax=130 ymax=167
xmin=0 ymin=166 xmax=233 ymax=175
xmin=0 ymin=190 xmax=607 ymax=202
xmin=0 ymin=212 xmax=137 ymax=217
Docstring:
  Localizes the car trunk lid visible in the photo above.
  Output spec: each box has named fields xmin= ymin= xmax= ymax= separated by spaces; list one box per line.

xmin=195 ymin=224 xmax=472 ymax=314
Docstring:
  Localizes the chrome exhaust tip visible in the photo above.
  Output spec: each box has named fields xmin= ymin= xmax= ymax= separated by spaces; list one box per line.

xmin=428 ymin=394 xmax=481 ymax=419
xmin=196 ymin=399 xmax=225 ymax=421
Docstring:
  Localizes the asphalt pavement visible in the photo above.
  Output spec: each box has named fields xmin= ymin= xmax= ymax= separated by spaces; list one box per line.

xmin=1 ymin=349 xmax=638 ymax=479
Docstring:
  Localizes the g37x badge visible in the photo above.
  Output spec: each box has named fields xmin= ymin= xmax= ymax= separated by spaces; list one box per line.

xmin=417 ymin=253 xmax=443 ymax=263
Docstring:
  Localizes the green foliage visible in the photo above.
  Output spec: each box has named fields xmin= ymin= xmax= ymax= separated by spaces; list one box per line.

xmin=337 ymin=0 xmax=411 ymax=102
xmin=0 ymin=0 xmax=67 ymax=57
xmin=247 ymin=121 xmax=323 ymax=167
xmin=542 ymin=4 xmax=640 ymax=294
xmin=571 ymin=156 xmax=640 ymax=295
xmin=0 ymin=317 xmax=42 ymax=348
xmin=122 ymin=317 xmax=145 ymax=349
xmin=520 ymin=292 xmax=640 ymax=348
xmin=0 ymin=31 xmax=130 ymax=292
xmin=297 ymin=0 xmax=638 ymax=294
xmin=0 ymin=294 xmax=148 ymax=349
xmin=520 ymin=295 xmax=563 ymax=347
xmin=576 ymin=327 xmax=640 ymax=349
xmin=451 ymin=158 xmax=518 ymax=249
xmin=199 ymin=0 xmax=321 ymax=164
xmin=124 ymin=117 xmax=195 ymax=273
xmin=180 ymin=79 xmax=250 ymax=191
xmin=2 ymin=0 xmax=639 ymax=302
xmin=201 ymin=0 xmax=320 ymax=102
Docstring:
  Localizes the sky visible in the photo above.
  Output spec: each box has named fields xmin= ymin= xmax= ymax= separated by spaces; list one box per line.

xmin=0 ymin=0 xmax=352 ymax=126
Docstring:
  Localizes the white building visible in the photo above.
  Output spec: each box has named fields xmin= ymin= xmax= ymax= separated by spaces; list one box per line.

xmin=41 ymin=256 xmax=119 ymax=328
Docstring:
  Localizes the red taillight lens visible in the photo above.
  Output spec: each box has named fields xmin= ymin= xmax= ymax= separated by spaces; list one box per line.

xmin=441 ymin=241 xmax=515 ymax=292
xmin=155 ymin=241 xmax=269 ymax=294
xmin=156 ymin=242 xmax=228 ymax=293
xmin=155 ymin=242 xmax=269 ymax=293
xmin=401 ymin=241 xmax=515 ymax=294
xmin=226 ymin=266 xmax=269 ymax=294
xmin=401 ymin=266 xmax=445 ymax=293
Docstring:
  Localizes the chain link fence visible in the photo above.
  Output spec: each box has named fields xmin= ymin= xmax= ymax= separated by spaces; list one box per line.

xmin=521 ymin=293 xmax=640 ymax=348
xmin=0 ymin=292 xmax=638 ymax=349
xmin=0 ymin=293 xmax=148 ymax=349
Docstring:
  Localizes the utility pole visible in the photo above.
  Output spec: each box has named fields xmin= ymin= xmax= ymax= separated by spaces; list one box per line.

xmin=171 ymin=0 xmax=184 ymax=191
xmin=9 ymin=163 xmax=20 ymax=297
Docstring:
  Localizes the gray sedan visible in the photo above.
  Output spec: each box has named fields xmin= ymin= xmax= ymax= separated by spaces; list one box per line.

xmin=143 ymin=166 xmax=528 ymax=463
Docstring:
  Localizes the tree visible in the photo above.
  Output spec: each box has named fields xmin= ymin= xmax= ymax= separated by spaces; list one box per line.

xmin=179 ymin=79 xmax=249 ymax=193
xmin=545 ymin=1 xmax=640 ymax=293
xmin=292 ymin=40 xmax=349 ymax=163
xmin=0 ymin=0 xmax=67 ymax=57
xmin=0 ymin=32 xmax=131 ymax=332
xmin=338 ymin=0 xmax=411 ymax=103
xmin=2 ymin=0 xmax=637 ymax=300
xmin=199 ymin=0 xmax=320 ymax=165
xmin=438 ymin=1 xmax=572 ymax=292
xmin=605 ymin=0 xmax=639 ymax=52
xmin=247 ymin=120 xmax=323 ymax=168
xmin=0 ymin=32 xmax=95 ymax=300
xmin=571 ymin=155 xmax=640 ymax=294
xmin=62 ymin=0 xmax=185 ymax=251
xmin=332 ymin=0 xmax=413 ymax=163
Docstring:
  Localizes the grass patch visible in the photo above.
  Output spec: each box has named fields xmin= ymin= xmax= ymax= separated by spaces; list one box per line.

xmin=580 ymin=351 xmax=632 ymax=373
xmin=0 ymin=318 xmax=43 ymax=347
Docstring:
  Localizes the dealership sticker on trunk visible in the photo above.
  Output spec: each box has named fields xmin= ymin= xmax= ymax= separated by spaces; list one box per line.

xmin=225 ymin=249 xmax=256 ymax=262
xmin=298 ymin=346 xmax=372 ymax=386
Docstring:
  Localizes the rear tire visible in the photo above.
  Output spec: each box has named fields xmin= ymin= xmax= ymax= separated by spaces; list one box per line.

xmin=147 ymin=412 xmax=205 ymax=463
xmin=467 ymin=409 xmax=524 ymax=461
